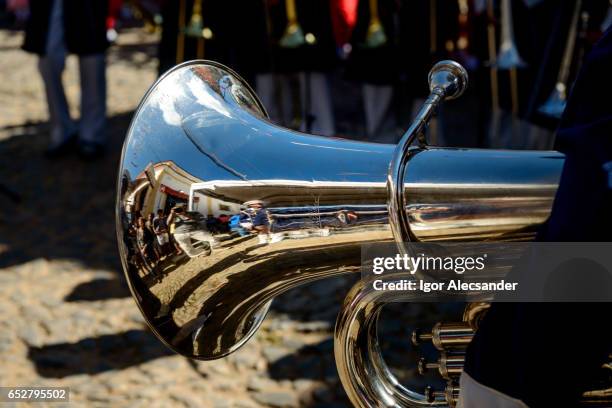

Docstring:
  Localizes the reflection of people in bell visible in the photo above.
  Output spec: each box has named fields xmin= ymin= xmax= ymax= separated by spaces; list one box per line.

xmin=336 ymin=210 xmax=358 ymax=226
xmin=135 ymin=217 xmax=156 ymax=273
xmin=145 ymin=213 xmax=161 ymax=262
xmin=153 ymin=209 xmax=175 ymax=256
xmin=460 ymin=28 xmax=612 ymax=408
xmin=167 ymin=205 xmax=215 ymax=258
xmin=243 ymin=200 xmax=270 ymax=244
xmin=153 ymin=209 xmax=165 ymax=240
xmin=229 ymin=213 xmax=249 ymax=237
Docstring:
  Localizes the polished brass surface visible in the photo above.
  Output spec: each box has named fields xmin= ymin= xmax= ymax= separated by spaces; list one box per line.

xmin=418 ymin=352 xmax=465 ymax=379
xmin=461 ymin=301 xmax=490 ymax=331
xmin=116 ymin=60 xmax=603 ymax=407
xmin=430 ymin=322 xmax=474 ymax=351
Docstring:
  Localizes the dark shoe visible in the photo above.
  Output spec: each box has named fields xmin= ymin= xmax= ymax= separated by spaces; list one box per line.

xmin=78 ymin=141 xmax=106 ymax=160
xmin=44 ymin=134 xmax=77 ymax=159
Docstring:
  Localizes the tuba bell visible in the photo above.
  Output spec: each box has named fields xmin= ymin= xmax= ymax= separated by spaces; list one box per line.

xmin=118 ymin=60 xmax=606 ymax=406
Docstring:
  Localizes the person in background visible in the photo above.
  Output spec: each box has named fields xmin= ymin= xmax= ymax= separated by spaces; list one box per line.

xmin=106 ymin=0 xmax=123 ymax=44
xmin=460 ymin=27 xmax=612 ymax=408
xmin=251 ymin=202 xmax=270 ymax=234
xmin=157 ymin=0 xmax=230 ymax=76
xmin=6 ymin=0 xmax=30 ymax=24
xmin=229 ymin=213 xmax=249 ymax=237
xmin=153 ymin=208 xmax=175 ymax=256
xmin=345 ymin=0 xmax=400 ymax=141
xmin=22 ymin=0 xmax=111 ymax=158
xmin=238 ymin=209 xmax=254 ymax=232
xmin=252 ymin=0 xmax=338 ymax=136
xmin=167 ymin=206 xmax=215 ymax=258
xmin=145 ymin=213 xmax=160 ymax=261
xmin=135 ymin=217 xmax=156 ymax=271
xmin=205 ymin=214 xmax=219 ymax=234
xmin=217 ymin=213 xmax=230 ymax=233
xmin=242 ymin=200 xmax=270 ymax=244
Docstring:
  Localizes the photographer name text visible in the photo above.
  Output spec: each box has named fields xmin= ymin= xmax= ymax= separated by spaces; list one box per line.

xmin=372 ymin=279 xmax=518 ymax=292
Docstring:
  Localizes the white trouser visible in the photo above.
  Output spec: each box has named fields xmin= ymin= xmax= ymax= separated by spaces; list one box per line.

xmin=256 ymin=73 xmax=292 ymax=127
xmin=363 ymin=83 xmax=393 ymax=139
xmin=298 ymin=71 xmax=335 ymax=136
xmin=255 ymin=72 xmax=336 ymax=137
xmin=38 ymin=0 xmax=106 ymax=146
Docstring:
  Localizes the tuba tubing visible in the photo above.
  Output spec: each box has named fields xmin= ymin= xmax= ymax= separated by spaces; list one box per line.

xmin=335 ymin=276 xmax=449 ymax=407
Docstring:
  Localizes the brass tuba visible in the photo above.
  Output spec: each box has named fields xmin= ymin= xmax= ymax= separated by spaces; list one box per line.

xmin=116 ymin=60 xmax=606 ymax=406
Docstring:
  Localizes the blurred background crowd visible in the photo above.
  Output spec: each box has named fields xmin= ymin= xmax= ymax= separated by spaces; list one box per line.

xmin=3 ymin=0 xmax=611 ymax=155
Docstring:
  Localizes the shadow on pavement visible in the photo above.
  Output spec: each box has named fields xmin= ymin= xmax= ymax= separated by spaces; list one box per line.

xmin=28 ymin=329 xmax=173 ymax=378
xmin=64 ymin=278 xmax=131 ymax=302
xmin=268 ymin=339 xmax=336 ymax=381
xmin=0 ymin=111 xmax=133 ymax=276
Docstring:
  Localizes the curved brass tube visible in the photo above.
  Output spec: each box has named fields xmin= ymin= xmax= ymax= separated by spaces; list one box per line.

xmin=335 ymin=276 xmax=449 ymax=407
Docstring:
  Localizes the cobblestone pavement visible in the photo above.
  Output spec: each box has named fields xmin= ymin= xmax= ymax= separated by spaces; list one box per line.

xmin=0 ymin=28 xmax=449 ymax=408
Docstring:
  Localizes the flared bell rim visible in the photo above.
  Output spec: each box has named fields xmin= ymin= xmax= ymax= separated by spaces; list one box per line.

xmin=115 ymin=60 xmax=272 ymax=361
xmin=155 ymin=59 xmax=269 ymax=120
xmin=428 ymin=60 xmax=469 ymax=100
